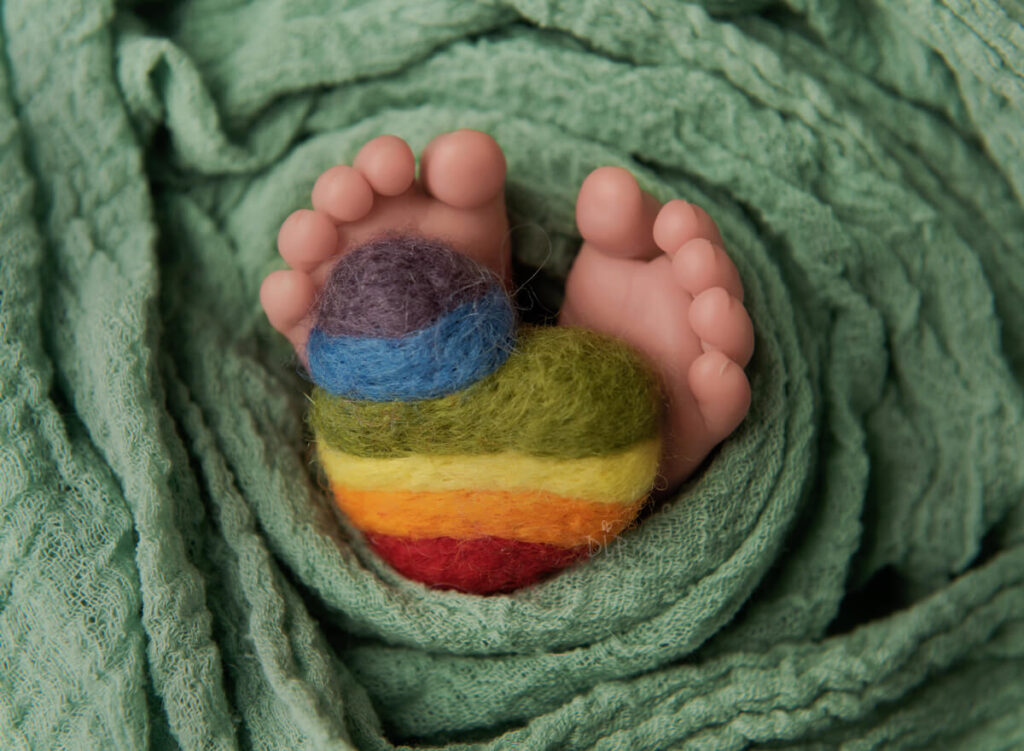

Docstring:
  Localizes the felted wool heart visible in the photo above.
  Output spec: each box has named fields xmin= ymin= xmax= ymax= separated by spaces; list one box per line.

xmin=307 ymin=235 xmax=662 ymax=594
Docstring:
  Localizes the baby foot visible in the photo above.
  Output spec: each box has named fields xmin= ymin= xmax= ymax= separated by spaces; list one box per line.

xmin=263 ymin=132 xmax=752 ymax=499
xmin=560 ymin=167 xmax=754 ymax=491
xmin=260 ymin=130 xmax=510 ymax=362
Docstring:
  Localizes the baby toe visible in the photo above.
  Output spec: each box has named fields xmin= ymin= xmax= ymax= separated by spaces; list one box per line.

xmin=575 ymin=166 xmax=661 ymax=259
xmin=277 ymin=209 xmax=339 ymax=271
xmin=312 ymin=165 xmax=375 ymax=222
xmin=419 ymin=129 xmax=506 ymax=209
xmin=688 ymin=286 xmax=755 ymax=366
xmin=260 ymin=269 xmax=317 ymax=357
xmin=653 ymin=199 xmax=725 ymax=253
xmin=353 ymin=135 xmax=416 ymax=196
xmin=687 ymin=350 xmax=752 ymax=440
xmin=672 ymin=238 xmax=744 ymax=301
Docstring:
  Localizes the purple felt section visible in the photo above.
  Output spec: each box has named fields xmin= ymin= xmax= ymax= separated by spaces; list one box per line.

xmin=313 ymin=235 xmax=500 ymax=337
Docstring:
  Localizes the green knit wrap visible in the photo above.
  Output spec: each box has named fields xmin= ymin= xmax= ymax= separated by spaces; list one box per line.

xmin=2 ymin=1 xmax=1024 ymax=749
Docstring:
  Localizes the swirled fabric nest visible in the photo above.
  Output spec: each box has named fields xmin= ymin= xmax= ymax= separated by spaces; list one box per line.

xmin=2 ymin=1 xmax=1024 ymax=749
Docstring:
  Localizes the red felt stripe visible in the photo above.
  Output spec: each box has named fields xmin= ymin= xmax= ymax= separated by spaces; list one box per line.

xmin=365 ymin=533 xmax=592 ymax=595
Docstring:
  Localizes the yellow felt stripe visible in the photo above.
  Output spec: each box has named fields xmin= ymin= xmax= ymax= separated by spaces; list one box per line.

xmin=332 ymin=487 xmax=647 ymax=547
xmin=316 ymin=439 xmax=660 ymax=505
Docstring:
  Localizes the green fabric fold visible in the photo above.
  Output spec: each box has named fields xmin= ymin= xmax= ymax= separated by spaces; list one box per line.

xmin=2 ymin=1 xmax=1023 ymax=749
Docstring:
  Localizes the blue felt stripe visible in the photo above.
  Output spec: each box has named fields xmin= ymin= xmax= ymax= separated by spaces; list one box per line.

xmin=307 ymin=287 xmax=517 ymax=401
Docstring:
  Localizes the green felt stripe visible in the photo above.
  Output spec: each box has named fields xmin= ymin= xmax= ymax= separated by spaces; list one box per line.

xmin=310 ymin=325 xmax=661 ymax=458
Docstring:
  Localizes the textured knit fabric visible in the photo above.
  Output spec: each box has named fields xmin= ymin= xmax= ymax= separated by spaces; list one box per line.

xmin=2 ymin=0 xmax=1024 ymax=749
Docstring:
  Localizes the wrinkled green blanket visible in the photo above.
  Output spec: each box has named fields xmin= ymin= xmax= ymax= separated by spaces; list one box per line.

xmin=3 ymin=0 xmax=1024 ymax=748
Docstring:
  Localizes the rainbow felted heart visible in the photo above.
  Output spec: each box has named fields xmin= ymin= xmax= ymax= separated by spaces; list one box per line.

xmin=307 ymin=235 xmax=662 ymax=594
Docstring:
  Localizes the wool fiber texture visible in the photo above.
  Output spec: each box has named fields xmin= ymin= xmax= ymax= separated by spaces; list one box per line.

xmin=364 ymin=534 xmax=593 ymax=595
xmin=313 ymin=235 xmax=498 ymax=337
xmin=4 ymin=0 xmax=1024 ymax=749
xmin=314 ymin=439 xmax=661 ymax=502
xmin=307 ymin=237 xmax=661 ymax=592
xmin=307 ymin=237 xmax=517 ymax=400
xmin=307 ymin=288 xmax=516 ymax=400
xmin=325 ymin=487 xmax=649 ymax=549
xmin=311 ymin=325 xmax=663 ymax=459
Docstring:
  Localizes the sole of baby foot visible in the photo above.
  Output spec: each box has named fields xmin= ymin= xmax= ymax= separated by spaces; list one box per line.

xmin=562 ymin=167 xmax=753 ymax=491
xmin=261 ymin=130 xmax=512 ymax=363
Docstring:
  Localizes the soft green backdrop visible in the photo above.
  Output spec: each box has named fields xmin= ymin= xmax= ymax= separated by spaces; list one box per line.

xmin=2 ymin=0 xmax=1024 ymax=749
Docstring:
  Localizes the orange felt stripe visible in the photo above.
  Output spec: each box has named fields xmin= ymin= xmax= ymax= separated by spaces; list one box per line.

xmin=332 ymin=486 xmax=646 ymax=548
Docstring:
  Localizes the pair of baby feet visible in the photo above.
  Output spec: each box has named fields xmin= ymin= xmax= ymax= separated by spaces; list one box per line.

xmin=261 ymin=130 xmax=753 ymax=492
